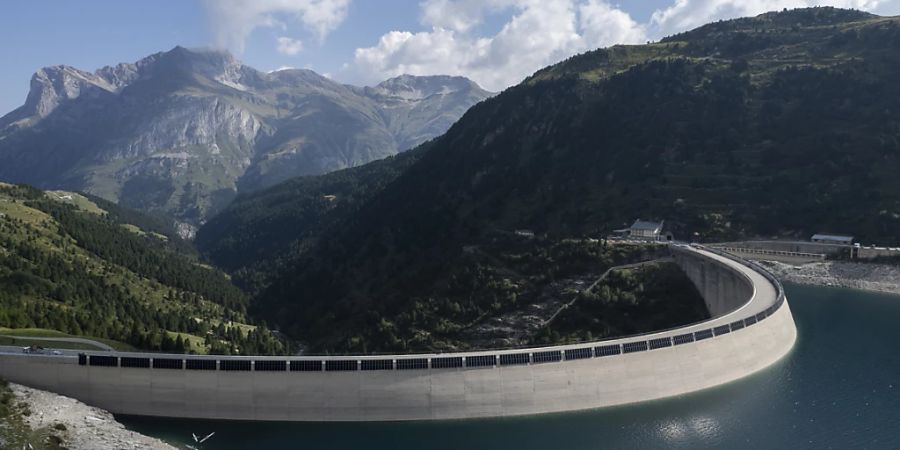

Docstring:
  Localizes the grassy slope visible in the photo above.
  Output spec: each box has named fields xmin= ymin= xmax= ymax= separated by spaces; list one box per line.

xmin=0 ymin=184 xmax=282 ymax=355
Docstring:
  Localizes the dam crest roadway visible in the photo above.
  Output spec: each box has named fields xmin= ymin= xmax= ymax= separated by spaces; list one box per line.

xmin=0 ymin=244 xmax=797 ymax=421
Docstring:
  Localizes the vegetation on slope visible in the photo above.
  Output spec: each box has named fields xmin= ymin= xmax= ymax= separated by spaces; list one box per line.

xmin=196 ymin=147 xmax=424 ymax=294
xmin=220 ymin=8 xmax=900 ymax=352
xmin=532 ymin=262 xmax=709 ymax=345
xmin=0 ymin=183 xmax=284 ymax=355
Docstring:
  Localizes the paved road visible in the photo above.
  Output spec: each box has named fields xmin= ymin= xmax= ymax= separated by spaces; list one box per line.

xmin=0 ymin=335 xmax=114 ymax=351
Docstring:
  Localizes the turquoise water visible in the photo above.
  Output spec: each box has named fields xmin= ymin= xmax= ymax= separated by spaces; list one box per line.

xmin=119 ymin=284 xmax=900 ymax=449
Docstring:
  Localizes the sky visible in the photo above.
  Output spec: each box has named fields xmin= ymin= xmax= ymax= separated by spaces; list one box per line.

xmin=2 ymin=0 xmax=900 ymax=116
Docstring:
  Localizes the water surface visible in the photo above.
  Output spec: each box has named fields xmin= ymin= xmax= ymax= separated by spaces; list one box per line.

xmin=120 ymin=284 xmax=900 ymax=449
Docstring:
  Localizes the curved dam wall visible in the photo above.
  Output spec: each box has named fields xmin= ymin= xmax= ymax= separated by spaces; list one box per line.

xmin=0 ymin=246 xmax=797 ymax=421
xmin=673 ymin=248 xmax=755 ymax=317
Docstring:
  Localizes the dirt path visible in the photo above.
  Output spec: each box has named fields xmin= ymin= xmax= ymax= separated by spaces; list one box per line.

xmin=542 ymin=258 xmax=673 ymax=327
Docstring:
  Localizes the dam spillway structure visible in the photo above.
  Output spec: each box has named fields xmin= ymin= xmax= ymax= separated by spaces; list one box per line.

xmin=0 ymin=245 xmax=797 ymax=421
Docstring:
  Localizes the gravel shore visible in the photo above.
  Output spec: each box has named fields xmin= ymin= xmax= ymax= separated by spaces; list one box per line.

xmin=760 ymin=260 xmax=900 ymax=295
xmin=10 ymin=383 xmax=176 ymax=450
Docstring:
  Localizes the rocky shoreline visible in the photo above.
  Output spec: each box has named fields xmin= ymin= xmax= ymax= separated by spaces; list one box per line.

xmin=759 ymin=260 xmax=900 ymax=295
xmin=9 ymin=383 xmax=175 ymax=450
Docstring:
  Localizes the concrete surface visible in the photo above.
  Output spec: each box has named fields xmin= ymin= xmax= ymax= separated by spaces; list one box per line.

xmin=0 ymin=245 xmax=797 ymax=421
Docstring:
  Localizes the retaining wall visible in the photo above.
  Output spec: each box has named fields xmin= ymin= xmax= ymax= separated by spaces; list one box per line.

xmin=0 ymin=246 xmax=797 ymax=421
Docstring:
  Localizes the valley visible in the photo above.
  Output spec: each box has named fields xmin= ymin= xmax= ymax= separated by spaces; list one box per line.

xmin=0 ymin=184 xmax=283 ymax=355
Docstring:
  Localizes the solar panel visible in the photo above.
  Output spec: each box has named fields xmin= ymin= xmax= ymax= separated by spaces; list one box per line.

xmin=756 ymin=311 xmax=768 ymax=321
xmin=648 ymin=337 xmax=672 ymax=349
xmin=289 ymin=360 xmax=323 ymax=372
xmin=623 ymin=341 xmax=649 ymax=353
xmin=78 ymin=353 xmax=87 ymax=366
xmin=713 ymin=325 xmax=731 ymax=336
xmin=595 ymin=344 xmax=621 ymax=357
xmin=153 ymin=358 xmax=183 ymax=370
xmin=325 ymin=360 xmax=358 ymax=371
xmin=185 ymin=359 xmax=216 ymax=370
xmin=694 ymin=329 xmax=713 ymax=341
xmin=744 ymin=316 xmax=757 ymax=326
xmin=532 ymin=351 xmax=562 ymax=364
xmin=564 ymin=347 xmax=593 ymax=360
xmin=730 ymin=320 xmax=745 ymax=331
xmin=221 ymin=360 xmax=251 ymax=371
xmin=121 ymin=357 xmax=150 ymax=368
xmin=499 ymin=353 xmax=530 ymax=366
xmin=396 ymin=358 xmax=428 ymax=370
xmin=88 ymin=355 xmax=118 ymax=367
xmin=361 ymin=359 xmax=394 ymax=371
xmin=672 ymin=333 xmax=694 ymax=345
xmin=254 ymin=360 xmax=287 ymax=371
xmin=431 ymin=357 xmax=463 ymax=369
xmin=465 ymin=355 xmax=496 ymax=368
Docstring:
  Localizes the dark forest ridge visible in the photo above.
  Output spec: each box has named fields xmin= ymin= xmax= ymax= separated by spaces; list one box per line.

xmin=195 ymin=7 xmax=900 ymax=352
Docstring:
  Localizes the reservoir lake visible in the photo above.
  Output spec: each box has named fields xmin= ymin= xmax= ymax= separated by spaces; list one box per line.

xmin=119 ymin=283 xmax=900 ymax=449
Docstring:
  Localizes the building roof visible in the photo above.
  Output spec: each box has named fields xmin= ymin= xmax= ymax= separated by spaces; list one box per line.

xmin=630 ymin=219 xmax=663 ymax=231
xmin=811 ymin=234 xmax=854 ymax=243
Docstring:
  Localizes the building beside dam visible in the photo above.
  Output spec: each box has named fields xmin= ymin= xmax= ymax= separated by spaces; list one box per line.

xmin=0 ymin=245 xmax=797 ymax=422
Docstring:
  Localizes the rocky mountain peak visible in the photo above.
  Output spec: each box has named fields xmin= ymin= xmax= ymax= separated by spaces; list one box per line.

xmin=369 ymin=74 xmax=486 ymax=102
xmin=24 ymin=65 xmax=117 ymax=119
xmin=0 ymin=48 xmax=493 ymax=230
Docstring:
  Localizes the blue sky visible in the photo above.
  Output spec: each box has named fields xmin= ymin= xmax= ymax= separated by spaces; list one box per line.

xmin=2 ymin=0 xmax=899 ymax=116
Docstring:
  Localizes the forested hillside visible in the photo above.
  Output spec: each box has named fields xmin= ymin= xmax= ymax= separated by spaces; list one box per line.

xmin=196 ymin=147 xmax=425 ymax=294
xmin=222 ymin=8 xmax=900 ymax=352
xmin=0 ymin=183 xmax=284 ymax=354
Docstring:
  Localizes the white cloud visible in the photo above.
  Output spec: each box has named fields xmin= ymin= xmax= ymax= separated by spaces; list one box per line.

xmin=650 ymin=0 xmax=888 ymax=37
xmin=419 ymin=0 xmax=516 ymax=32
xmin=351 ymin=0 xmax=646 ymax=91
xmin=277 ymin=37 xmax=304 ymax=55
xmin=202 ymin=0 xmax=350 ymax=54
xmin=348 ymin=0 xmax=900 ymax=92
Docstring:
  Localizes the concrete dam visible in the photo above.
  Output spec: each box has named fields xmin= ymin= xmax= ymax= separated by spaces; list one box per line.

xmin=0 ymin=245 xmax=797 ymax=421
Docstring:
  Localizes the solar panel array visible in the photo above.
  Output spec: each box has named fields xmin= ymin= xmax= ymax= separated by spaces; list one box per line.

xmin=185 ymin=359 xmax=216 ymax=371
xmin=121 ymin=357 xmax=150 ymax=368
xmin=73 ymin=246 xmax=790 ymax=376
xmin=623 ymin=341 xmax=649 ymax=353
xmin=532 ymin=351 xmax=562 ymax=364
xmin=396 ymin=358 xmax=428 ymax=370
xmin=153 ymin=358 xmax=183 ymax=370
xmin=290 ymin=360 xmax=323 ymax=372
xmin=648 ymin=337 xmax=672 ymax=350
xmin=500 ymin=353 xmax=530 ymax=366
xmin=325 ymin=360 xmax=358 ymax=371
xmin=221 ymin=360 xmax=251 ymax=371
xmin=431 ymin=357 xmax=463 ymax=369
xmin=255 ymin=360 xmax=287 ymax=371
xmin=465 ymin=355 xmax=496 ymax=368
xmin=361 ymin=360 xmax=394 ymax=371
xmin=88 ymin=355 xmax=118 ymax=367
xmin=595 ymin=344 xmax=621 ymax=357
xmin=564 ymin=347 xmax=593 ymax=360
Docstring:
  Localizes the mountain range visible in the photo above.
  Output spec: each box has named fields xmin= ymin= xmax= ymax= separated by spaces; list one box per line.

xmin=0 ymin=47 xmax=492 ymax=235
